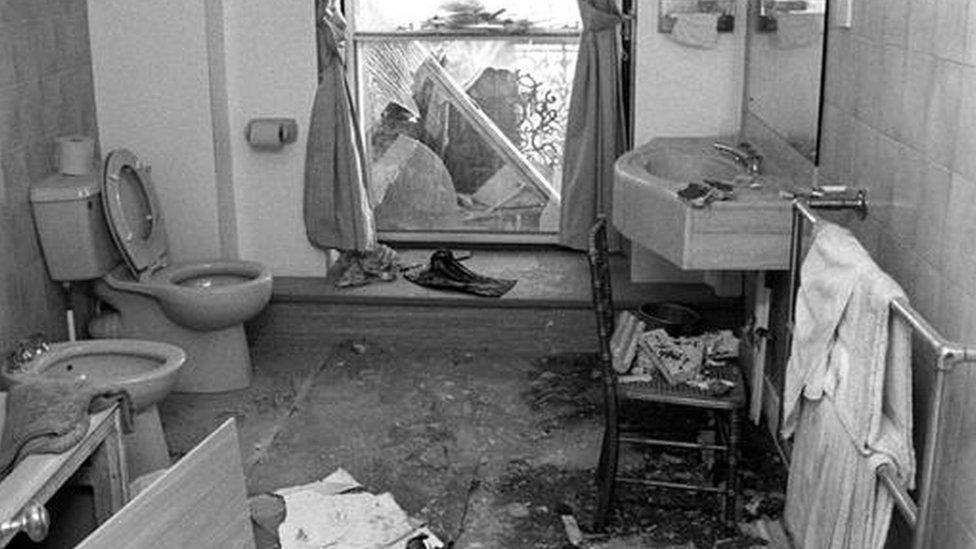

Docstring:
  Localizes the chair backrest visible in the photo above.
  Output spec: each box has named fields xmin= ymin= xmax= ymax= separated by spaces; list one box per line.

xmin=587 ymin=216 xmax=615 ymax=371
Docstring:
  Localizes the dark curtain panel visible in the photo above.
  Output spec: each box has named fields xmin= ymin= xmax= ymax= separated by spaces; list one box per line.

xmin=558 ymin=0 xmax=627 ymax=250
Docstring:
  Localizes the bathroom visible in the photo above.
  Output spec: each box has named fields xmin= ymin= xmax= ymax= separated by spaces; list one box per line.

xmin=0 ymin=0 xmax=975 ymax=547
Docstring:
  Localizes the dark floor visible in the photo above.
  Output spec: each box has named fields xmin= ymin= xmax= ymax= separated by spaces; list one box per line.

xmin=158 ymin=334 xmax=786 ymax=548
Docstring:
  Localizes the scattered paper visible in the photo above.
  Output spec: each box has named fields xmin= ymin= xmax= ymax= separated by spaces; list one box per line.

xmin=274 ymin=469 xmax=444 ymax=549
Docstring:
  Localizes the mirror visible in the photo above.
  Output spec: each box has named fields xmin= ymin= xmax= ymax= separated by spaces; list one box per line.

xmin=745 ymin=0 xmax=827 ymax=162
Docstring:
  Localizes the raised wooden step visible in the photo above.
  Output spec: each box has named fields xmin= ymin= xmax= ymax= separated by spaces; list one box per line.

xmin=249 ymin=249 xmax=741 ymax=355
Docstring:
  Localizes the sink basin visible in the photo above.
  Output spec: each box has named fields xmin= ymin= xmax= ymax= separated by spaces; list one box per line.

xmin=613 ymin=137 xmax=794 ymax=270
xmin=0 ymin=340 xmax=186 ymax=411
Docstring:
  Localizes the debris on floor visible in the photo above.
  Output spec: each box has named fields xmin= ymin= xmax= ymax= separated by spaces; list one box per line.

xmin=262 ymin=468 xmax=445 ymax=549
xmin=172 ymin=342 xmax=788 ymax=549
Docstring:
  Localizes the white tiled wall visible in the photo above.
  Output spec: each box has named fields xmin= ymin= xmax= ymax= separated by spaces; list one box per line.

xmin=818 ymin=0 xmax=976 ymax=545
xmin=0 ymin=0 xmax=97 ymax=349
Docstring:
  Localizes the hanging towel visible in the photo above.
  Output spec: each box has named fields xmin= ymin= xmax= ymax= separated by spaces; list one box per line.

xmin=667 ymin=13 xmax=721 ymax=49
xmin=304 ymin=10 xmax=376 ymax=253
xmin=782 ymin=222 xmax=914 ymax=549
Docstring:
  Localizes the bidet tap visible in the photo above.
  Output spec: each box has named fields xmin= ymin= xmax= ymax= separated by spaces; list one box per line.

xmin=5 ymin=333 xmax=50 ymax=373
xmin=712 ymin=141 xmax=764 ymax=175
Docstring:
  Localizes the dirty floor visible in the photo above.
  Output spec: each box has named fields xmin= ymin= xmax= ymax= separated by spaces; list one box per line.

xmin=159 ymin=337 xmax=786 ymax=548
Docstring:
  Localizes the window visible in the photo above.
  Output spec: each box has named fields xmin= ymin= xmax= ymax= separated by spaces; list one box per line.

xmin=347 ymin=0 xmax=581 ymax=243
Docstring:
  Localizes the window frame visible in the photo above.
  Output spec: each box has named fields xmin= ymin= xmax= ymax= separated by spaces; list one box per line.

xmin=343 ymin=3 xmax=582 ymax=245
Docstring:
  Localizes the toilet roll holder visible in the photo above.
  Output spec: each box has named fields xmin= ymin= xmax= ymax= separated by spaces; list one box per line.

xmin=245 ymin=118 xmax=299 ymax=150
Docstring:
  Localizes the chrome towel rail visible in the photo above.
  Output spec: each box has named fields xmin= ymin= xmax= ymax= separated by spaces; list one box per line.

xmin=786 ymin=194 xmax=976 ymax=548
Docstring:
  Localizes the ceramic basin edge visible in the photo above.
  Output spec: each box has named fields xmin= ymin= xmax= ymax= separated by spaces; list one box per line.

xmin=612 ymin=136 xmax=795 ymax=271
xmin=0 ymin=340 xmax=186 ymax=411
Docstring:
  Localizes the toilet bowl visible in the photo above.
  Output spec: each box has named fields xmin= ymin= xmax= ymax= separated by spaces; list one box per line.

xmin=29 ymin=147 xmax=273 ymax=394
xmin=90 ymin=148 xmax=273 ymax=392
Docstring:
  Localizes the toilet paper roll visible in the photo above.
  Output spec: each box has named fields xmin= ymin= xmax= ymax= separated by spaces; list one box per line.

xmin=246 ymin=118 xmax=298 ymax=150
xmin=53 ymin=135 xmax=95 ymax=175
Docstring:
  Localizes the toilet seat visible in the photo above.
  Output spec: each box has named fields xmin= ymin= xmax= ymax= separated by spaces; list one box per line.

xmin=101 ymin=149 xmax=169 ymax=281
xmin=98 ymin=148 xmax=274 ymax=333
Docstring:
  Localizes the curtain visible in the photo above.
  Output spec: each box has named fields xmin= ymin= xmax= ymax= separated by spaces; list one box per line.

xmin=304 ymin=3 xmax=376 ymax=252
xmin=559 ymin=0 xmax=627 ymax=250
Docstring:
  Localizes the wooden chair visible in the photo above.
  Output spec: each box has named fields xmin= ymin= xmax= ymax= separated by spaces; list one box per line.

xmin=586 ymin=215 xmax=746 ymax=532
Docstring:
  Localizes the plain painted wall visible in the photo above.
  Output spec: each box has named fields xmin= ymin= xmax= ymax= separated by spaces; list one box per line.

xmin=221 ymin=1 xmax=325 ymax=276
xmin=88 ymin=0 xmax=223 ymax=262
xmin=87 ymin=0 xmax=324 ymax=275
xmin=628 ymin=0 xmax=747 ymax=283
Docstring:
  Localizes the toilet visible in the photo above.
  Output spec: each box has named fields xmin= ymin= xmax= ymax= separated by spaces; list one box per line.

xmin=30 ymin=148 xmax=273 ymax=393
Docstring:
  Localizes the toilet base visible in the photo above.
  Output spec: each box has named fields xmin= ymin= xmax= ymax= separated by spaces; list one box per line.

xmin=92 ymin=280 xmax=253 ymax=393
xmin=171 ymin=324 xmax=252 ymax=393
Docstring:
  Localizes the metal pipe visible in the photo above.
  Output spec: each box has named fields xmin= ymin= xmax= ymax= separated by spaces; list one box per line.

xmin=912 ymin=356 xmax=949 ymax=549
xmin=787 ymin=200 xmax=807 ymax=326
xmin=877 ymin=463 xmax=918 ymax=528
xmin=891 ymin=298 xmax=976 ymax=368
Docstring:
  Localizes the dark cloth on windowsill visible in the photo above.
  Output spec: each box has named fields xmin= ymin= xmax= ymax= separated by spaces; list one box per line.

xmin=331 ymin=244 xmax=401 ymax=288
xmin=0 ymin=377 xmax=134 ymax=479
xmin=404 ymin=249 xmax=517 ymax=298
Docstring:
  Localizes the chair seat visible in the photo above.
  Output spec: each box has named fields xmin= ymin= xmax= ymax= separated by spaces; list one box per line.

xmin=617 ymin=363 xmax=746 ymax=411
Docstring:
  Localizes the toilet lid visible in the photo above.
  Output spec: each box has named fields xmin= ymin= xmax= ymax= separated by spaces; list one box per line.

xmin=101 ymin=149 xmax=169 ymax=280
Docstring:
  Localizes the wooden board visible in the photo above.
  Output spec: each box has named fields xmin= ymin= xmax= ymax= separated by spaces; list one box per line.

xmin=748 ymin=275 xmax=773 ymax=423
xmin=78 ymin=419 xmax=253 ymax=549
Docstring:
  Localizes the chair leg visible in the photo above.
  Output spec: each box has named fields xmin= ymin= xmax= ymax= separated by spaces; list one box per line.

xmin=723 ymin=409 xmax=741 ymax=532
xmin=594 ymin=423 xmax=619 ymax=532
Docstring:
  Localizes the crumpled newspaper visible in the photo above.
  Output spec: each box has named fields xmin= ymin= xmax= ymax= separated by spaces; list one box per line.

xmin=276 ymin=468 xmax=443 ymax=549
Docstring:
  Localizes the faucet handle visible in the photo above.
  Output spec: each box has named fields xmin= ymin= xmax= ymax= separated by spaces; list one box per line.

xmin=738 ymin=141 xmax=757 ymax=154
xmin=7 ymin=333 xmax=49 ymax=370
xmin=20 ymin=333 xmax=49 ymax=354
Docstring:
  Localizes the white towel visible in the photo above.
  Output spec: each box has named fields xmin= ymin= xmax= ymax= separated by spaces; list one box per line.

xmin=667 ymin=13 xmax=720 ymax=49
xmin=783 ymin=222 xmax=915 ymax=549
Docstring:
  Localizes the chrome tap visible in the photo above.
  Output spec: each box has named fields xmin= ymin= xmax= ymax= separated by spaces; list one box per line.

xmin=5 ymin=333 xmax=50 ymax=373
xmin=712 ymin=141 xmax=764 ymax=175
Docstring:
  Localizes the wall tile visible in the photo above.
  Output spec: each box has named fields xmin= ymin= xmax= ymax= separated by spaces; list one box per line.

xmin=879 ymin=45 xmax=906 ymax=140
xmin=901 ymin=52 xmax=935 ymax=150
xmin=933 ymin=0 xmax=969 ymax=64
xmin=853 ymin=39 xmax=883 ymax=126
xmin=0 ymin=0 xmax=93 ymax=348
xmin=967 ymin=1 xmax=976 ymax=66
xmin=818 ymin=104 xmax=853 ymax=184
xmin=888 ymin=143 xmax=923 ymax=247
xmin=913 ymin=162 xmax=951 ymax=267
xmin=923 ymin=60 xmax=963 ymax=170
xmin=912 ymin=259 xmax=945 ymax=330
xmin=906 ymin=0 xmax=937 ymax=54
xmin=942 ymin=173 xmax=976 ymax=295
xmin=954 ymin=66 xmax=976 ymax=181
xmin=878 ymin=233 xmax=918 ymax=297
xmin=852 ymin=0 xmax=884 ymax=42
xmin=881 ymin=0 xmax=908 ymax=47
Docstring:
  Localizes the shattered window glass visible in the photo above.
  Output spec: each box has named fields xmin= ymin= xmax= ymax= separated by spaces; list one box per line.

xmin=353 ymin=0 xmax=581 ymax=34
xmin=350 ymin=1 xmax=581 ymax=237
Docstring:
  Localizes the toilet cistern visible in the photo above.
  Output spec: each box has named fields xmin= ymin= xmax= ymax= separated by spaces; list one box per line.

xmin=712 ymin=141 xmax=763 ymax=175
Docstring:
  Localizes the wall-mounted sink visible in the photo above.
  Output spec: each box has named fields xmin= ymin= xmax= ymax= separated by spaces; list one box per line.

xmin=613 ymin=137 xmax=794 ymax=271
xmin=1 ymin=339 xmax=187 ymax=477
xmin=1 ymin=340 xmax=186 ymax=411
